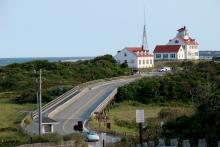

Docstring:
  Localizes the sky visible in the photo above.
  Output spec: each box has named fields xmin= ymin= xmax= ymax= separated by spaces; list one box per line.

xmin=0 ymin=0 xmax=220 ymax=58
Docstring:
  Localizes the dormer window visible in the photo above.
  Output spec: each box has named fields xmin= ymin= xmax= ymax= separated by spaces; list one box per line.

xmin=175 ymin=40 xmax=179 ymax=44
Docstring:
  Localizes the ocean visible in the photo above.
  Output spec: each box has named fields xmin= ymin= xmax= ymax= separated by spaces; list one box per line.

xmin=0 ymin=57 xmax=93 ymax=67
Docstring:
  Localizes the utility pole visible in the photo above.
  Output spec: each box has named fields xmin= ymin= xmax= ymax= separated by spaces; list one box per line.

xmin=39 ymin=69 xmax=42 ymax=136
xmin=35 ymin=69 xmax=42 ymax=135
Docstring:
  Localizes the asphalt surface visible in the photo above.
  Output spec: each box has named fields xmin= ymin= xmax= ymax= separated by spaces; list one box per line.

xmin=51 ymin=78 xmax=136 ymax=135
xmin=25 ymin=77 xmax=137 ymax=135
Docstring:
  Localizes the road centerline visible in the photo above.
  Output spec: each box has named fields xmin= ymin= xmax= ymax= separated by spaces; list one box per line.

xmin=61 ymin=89 xmax=105 ymax=133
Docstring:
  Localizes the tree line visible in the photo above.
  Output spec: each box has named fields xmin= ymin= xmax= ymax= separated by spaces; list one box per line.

xmin=116 ymin=61 xmax=220 ymax=105
xmin=0 ymin=55 xmax=131 ymax=103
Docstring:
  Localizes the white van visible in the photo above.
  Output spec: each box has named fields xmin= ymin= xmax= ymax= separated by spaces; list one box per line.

xmin=159 ymin=66 xmax=171 ymax=72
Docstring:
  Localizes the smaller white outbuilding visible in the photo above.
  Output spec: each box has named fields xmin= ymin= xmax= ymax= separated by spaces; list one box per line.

xmin=40 ymin=117 xmax=59 ymax=134
xmin=114 ymin=47 xmax=154 ymax=69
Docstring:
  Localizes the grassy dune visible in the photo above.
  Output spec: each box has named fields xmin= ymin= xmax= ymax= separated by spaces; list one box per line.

xmin=88 ymin=101 xmax=195 ymax=136
xmin=0 ymin=99 xmax=35 ymax=142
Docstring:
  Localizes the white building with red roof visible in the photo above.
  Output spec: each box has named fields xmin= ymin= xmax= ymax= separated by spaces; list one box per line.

xmin=154 ymin=45 xmax=185 ymax=60
xmin=114 ymin=20 xmax=154 ymax=69
xmin=154 ymin=26 xmax=199 ymax=60
xmin=114 ymin=47 xmax=154 ymax=68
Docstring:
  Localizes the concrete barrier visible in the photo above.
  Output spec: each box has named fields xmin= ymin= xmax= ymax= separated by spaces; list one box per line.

xmin=91 ymin=88 xmax=118 ymax=116
xmin=48 ymin=88 xmax=89 ymax=118
xmin=32 ymin=87 xmax=78 ymax=119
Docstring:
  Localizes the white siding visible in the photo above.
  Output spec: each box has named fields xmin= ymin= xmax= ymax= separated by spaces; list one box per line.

xmin=137 ymin=56 xmax=154 ymax=68
xmin=114 ymin=48 xmax=154 ymax=69
xmin=167 ymin=37 xmax=199 ymax=60
xmin=114 ymin=48 xmax=137 ymax=68
xmin=177 ymin=47 xmax=185 ymax=60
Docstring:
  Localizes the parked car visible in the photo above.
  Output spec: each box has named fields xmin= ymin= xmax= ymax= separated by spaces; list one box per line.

xmin=83 ymin=131 xmax=100 ymax=142
xmin=158 ymin=66 xmax=171 ymax=72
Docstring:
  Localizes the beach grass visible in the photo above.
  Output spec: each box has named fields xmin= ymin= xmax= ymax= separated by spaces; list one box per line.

xmin=87 ymin=101 xmax=195 ymax=136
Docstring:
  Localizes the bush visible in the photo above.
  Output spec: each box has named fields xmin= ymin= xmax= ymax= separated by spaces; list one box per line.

xmin=63 ymin=132 xmax=85 ymax=142
xmin=159 ymin=108 xmax=180 ymax=119
xmin=15 ymin=90 xmax=36 ymax=103
xmin=23 ymin=114 xmax=33 ymax=127
xmin=31 ymin=133 xmax=63 ymax=144
xmin=116 ymin=62 xmax=220 ymax=105
xmin=114 ymin=118 xmax=136 ymax=129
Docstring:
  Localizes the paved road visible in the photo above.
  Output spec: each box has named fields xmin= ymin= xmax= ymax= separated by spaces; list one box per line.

xmin=25 ymin=72 xmax=164 ymax=138
xmin=51 ymin=78 xmax=136 ymax=135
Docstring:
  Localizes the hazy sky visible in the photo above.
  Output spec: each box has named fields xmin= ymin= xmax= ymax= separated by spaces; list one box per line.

xmin=0 ymin=0 xmax=219 ymax=58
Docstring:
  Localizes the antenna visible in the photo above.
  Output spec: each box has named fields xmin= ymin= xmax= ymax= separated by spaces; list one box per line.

xmin=142 ymin=8 xmax=149 ymax=51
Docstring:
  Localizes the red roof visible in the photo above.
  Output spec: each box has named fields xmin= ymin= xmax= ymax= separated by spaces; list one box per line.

xmin=179 ymin=37 xmax=199 ymax=45
xmin=126 ymin=47 xmax=153 ymax=57
xmin=127 ymin=47 xmax=143 ymax=52
xmin=154 ymin=45 xmax=181 ymax=53
xmin=177 ymin=26 xmax=186 ymax=32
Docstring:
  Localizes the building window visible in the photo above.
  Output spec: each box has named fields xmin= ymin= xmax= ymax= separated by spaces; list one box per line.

xmin=150 ymin=59 xmax=152 ymax=64
xmin=156 ymin=54 xmax=161 ymax=58
xmin=146 ymin=59 xmax=149 ymax=64
xmin=175 ymin=40 xmax=179 ymax=44
xmin=182 ymin=46 xmax=186 ymax=49
xmin=143 ymin=60 xmax=145 ymax=64
xmin=163 ymin=54 xmax=168 ymax=59
xmin=170 ymin=54 xmax=176 ymax=58
xmin=139 ymin=60 xmax=141 ymax=65
xmin=124 ymin=53 xmax=127 ymax=57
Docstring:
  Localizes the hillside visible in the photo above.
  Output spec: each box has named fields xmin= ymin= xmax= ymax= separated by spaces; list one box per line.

xmin=113 ymin=61 xmax=220 ymax=145
xmin=116 ymin=61 xmax=220 ymax=105
xmin=0 ymin=54 xmax=131 ymax=146
xmin=0 ymin=54 xmax=131 ymax=103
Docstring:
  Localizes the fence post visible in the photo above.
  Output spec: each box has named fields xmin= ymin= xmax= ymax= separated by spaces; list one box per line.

xmin=170 ymin=138 xmax=178 ymax=146
xmin=157 ymin=138 xmax=165 ymax=146
xmin=198 ymin=139 xmax=207 ymax=147
xmin=148 ymin=141 xmax=155 ymax=147
xmin=182 ymin=140 xmax=191 ymax=147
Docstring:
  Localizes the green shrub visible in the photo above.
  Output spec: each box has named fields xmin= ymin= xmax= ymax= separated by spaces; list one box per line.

xmin=31 ymin=133 xmax=63 ymax=144
xmin=114 ymin=118 xmax=136 ymax=129
xmin=23 ymin=114 xmax=33 ymax=127
xmin=159 ymin=108 xmax=180 ymax=119
xmin=63 ymin=132 xmax=85 ymax=142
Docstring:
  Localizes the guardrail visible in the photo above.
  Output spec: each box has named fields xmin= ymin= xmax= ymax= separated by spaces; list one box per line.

xmin=32 ymin=87 xmax=79 ymax=119
xmin=48 ymin=88 xmax=89 ymax=118
xmin=91 ymin=88 xmax=118 ymax=116
xmin=32 ymin=75 xmax=139 ymax=119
